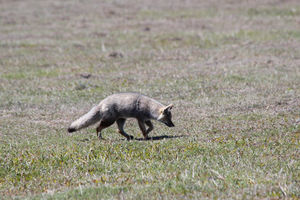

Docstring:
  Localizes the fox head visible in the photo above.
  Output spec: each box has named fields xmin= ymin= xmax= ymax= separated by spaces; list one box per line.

xmin=158 ymin=104 xmax=175 ymax=127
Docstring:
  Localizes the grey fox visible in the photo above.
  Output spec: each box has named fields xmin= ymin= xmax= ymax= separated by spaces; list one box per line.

xmin=68 ymin=93 xmax=174 ymax=140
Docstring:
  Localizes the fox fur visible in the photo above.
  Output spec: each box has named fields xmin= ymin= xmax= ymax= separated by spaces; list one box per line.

xmin=68 ymin=93 xmax=174 ymax=140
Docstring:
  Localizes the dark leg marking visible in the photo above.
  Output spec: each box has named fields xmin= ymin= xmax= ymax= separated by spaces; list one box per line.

xmin=116 ymin=118 xmax=134 ymax=140
xmin=138 ymin=120 xmax=149 ymax=139
xmin=145 ymin=120 xmax=153 ymax=135
xmin=96 ymin=119 xmax=115 ymax=139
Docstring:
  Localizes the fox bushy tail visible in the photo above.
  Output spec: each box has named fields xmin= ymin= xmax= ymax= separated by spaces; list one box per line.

xmin=68 ymin=106 xmax=101 ymax=133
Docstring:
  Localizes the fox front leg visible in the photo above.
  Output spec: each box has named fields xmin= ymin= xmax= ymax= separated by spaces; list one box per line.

xmin=138 ymin=120 xmax=150 ymax=140
xmin=145 ymin=120 xmax=153 ymax=135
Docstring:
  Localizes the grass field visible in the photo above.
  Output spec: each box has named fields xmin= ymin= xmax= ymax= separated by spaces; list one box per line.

xmin=0 ymin=0 xmax=300 ymax=199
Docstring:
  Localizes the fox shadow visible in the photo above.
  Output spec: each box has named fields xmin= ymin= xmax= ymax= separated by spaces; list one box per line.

xmin=78 ymin=135 xmax=187 ymax=142
xmin=134 ymin=135 xmax=187 ymax=141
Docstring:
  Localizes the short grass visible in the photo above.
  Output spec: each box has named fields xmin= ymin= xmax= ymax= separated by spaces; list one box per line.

xmin=0 ymin=0 xmax=299 ymax=199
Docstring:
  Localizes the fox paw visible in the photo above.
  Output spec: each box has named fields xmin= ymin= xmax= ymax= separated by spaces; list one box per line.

xmin=127 ymin=135 xmax=134 ymax=141
xmin=98 ymin=136 xmax=105 ymax=140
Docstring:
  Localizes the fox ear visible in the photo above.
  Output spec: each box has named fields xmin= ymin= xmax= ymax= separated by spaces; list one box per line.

xmin=163 ymin=104 xmax=173 ymax=113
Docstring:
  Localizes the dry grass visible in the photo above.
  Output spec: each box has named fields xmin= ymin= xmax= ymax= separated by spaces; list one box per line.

xmin=0 ymin=0 xmax=299 ymax=199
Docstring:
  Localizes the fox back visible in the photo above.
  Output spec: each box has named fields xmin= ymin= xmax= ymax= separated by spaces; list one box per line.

xmin=99 ymin=93 xmax=164 ymax=120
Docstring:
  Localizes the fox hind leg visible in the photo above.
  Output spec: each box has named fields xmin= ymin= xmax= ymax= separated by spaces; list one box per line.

xmin=116 ymin=118 xmax=134 ymax=140
xmin=96 ymin=119 xmax=115 ymax=140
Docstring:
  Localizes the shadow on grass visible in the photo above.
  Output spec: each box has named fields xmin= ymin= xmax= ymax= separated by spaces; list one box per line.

xmin=79 ymin=138 xmax=91 ymax=142
xmin=78 ymin=135 xmax=188 ymax=142
xmin=134 ymin=135 xmax=188 ymax=141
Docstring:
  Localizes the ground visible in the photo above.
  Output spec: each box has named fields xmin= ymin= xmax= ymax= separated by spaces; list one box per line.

xmin=0 ymin=0 xmax=299 ymax=199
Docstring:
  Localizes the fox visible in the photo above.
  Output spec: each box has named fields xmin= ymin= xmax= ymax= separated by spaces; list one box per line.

xmin=68 ymin=92 xmax=174 ymax=140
